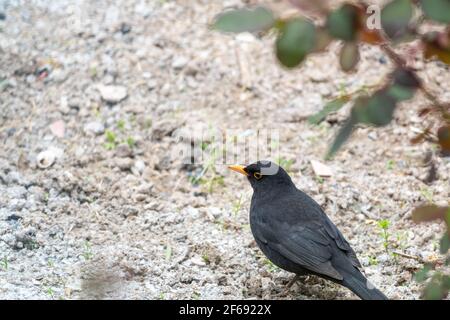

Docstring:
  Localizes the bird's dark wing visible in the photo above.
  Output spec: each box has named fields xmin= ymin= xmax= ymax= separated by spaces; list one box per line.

xmin=254 ymin=220 xmax=344 ymax=280
xmin=322 ymin=215 xmax=362 ymax=268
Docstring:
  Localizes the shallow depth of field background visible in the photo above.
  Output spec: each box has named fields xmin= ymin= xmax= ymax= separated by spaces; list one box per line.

xmin=0 ymin=0 xmax=449 ymax=299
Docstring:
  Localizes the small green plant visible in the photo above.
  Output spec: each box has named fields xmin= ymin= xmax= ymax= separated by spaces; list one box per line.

xmin=368 ymin=256 xmax=378 ymax=266
xmin=264 ymin=258 xmax=279 ymax=273
xmin=378 ymin=219 xmax=391 ymax=254
xmin=89 ymin=67 xmax=98 ymax=78
xmin=1 ymin=256 xmax=8 ymax=271
xmin=232 ymin=194 xmax=244 ymax=216
xmin=83 ymin=241 xmax=93 ymax=260
xmin=202 ymin=254 xmax=210 ymax=265
xmin=189 ymin=142 xmax=225 ymax=193
xmin=276 ymin=157 xmax=294 ymax=173
xmin=104 ymin=130 xmax=117 ymax=150
xmin=117 ymin=119 xmax=126 ymax=132
xmin=315 ymin=176 xmax=325 ymax=184
xmin=420 ymin=188 xmax=434 ymax=203
xmin=386 ymin=159 xmax=395 ymax=170
xmin=412 ymin=206 xmax=450 ymax=299
xmin=126 ymin=136 xmax=136 ymax=148
xmin=46 ymin=287 xmax=55 ymax=299
xmin=165 ymin=246 xmax=172 ymax=261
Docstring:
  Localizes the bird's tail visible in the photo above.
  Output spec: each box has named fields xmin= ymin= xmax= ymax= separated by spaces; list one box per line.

xmin=342 ymin=268 xmax=388 ymax=300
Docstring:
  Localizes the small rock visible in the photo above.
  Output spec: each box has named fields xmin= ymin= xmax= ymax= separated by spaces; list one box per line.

xmin=190 ymin=256 xmax=206 ymax=267
xmin=60 ymin=96 xmax=70 ymax=114
xmin=145 ymin=201 xmax=162 ymax=211
xmin=68 ymin=98 xmax=82 ymax=110
xmin=209 ymin=207 xmax=222 ymax=219
xmin=84 ymin=121 xmax=105 ymax=135
xmin=132 ymin=160 xmax=146 ymax=175
xmin=7 ymin=186 xmax=27 ymax=199
xmin=147 ymin=79 xmax=158 ymax=90
xmin=97 ymin=85 xmax=128 ymax=104
xmin=114 ymin=158 xmax=133 ymax=170
xmin=152 ymin=119 xmax=179 ymax=140
xmin=172 ymin=56 xmax=188 ymax=70
xmin=133 ymin=194 xmax=147 ymax=202
xmin=36 ymin=147 xmax=64 ymax=169
xmin=120 ymin=22 xmax=132 ymax=34
xmin=368 ymin=131 xmax=378 ymax=141
xmin=5 ymin=171 xmax=29 ymax=186
xmin=115 ymin=144 xmax=132 ymax=158
xmin=135 ymin=183 xmax=154 ymax=195
xmin=310 ymin=160 xmax=333 ymax=177
xmin=186 ymin=206 xmax=200 ymax=219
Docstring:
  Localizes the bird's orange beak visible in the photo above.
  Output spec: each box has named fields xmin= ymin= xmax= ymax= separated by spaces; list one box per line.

xmin=228 ymin=165 xmax=249 ymax=176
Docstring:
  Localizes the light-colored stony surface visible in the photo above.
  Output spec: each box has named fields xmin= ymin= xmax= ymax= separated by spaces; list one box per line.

xmin=0 ymin=0 xmax=449 ymax=300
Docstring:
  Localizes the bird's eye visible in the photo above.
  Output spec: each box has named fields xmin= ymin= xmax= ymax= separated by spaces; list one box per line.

xmin=253 ymin=172 xmax=262 ymax=180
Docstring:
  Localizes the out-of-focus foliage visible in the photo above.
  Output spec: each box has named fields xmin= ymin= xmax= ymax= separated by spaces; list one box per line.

xmin=212 ymin=6 xmax=274 ymax=33
xmin=412 ymin=205 xmax=450 ymax=299
xmin=214 ymin=0 xmax=450 ymax=299
xmin=276 ymin=18 xmax=316 ymax=68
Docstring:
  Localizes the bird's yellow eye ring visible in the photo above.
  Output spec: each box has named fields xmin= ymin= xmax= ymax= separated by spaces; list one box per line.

xmin=253 ymin=172 xmax=262 ymax=180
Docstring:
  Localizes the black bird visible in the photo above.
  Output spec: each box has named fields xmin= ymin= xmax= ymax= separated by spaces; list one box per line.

xmin=229 ymin=161 xmax=387 ymax=300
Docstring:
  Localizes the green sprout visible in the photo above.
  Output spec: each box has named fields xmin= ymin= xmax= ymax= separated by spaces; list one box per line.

xmin=126 ymin=136 xmax=136 ymax=148
xmin=117 ymin=119 xmax=126 ymax=132
xmin=368 ymin=256 xmax=378 ymax=266
xmin=104 ymin=130 xmax=117 ymax=150
xmin=264 ymin=258 xmax=279 ymax=273
xmin=386 ymin=159 xmax=395 ymax=170
xmin=276 ymin=157 xmax=294 ymax=173
xmin=1 ymin=257 xmax=8 ymax=271
xmin=378 ymin=219 xmax=391 ymax=254
xmin=232 ymin=194 xmax=244 ymax=215
xmin=83 ymin=241 xmax=93 ymax=260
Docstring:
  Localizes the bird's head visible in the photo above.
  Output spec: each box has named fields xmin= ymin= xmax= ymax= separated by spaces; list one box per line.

xmin=228 ymin=160 xmax=294 ymax=192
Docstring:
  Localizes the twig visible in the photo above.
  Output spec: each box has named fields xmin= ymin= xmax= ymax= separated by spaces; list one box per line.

xmin=379 ymin=42 xmax=450 ymax=116
xmin=392 ymin=251 xmax=426 ymax=264
xmin=380 ymin=43 xmax=407 ymax=67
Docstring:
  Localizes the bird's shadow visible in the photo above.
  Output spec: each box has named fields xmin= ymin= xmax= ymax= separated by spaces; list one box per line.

xmin=272 ymin=275 xmax=349 ymax=300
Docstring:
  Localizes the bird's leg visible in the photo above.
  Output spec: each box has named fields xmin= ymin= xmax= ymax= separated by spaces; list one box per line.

xmin=281 ymin=274 xmax=300 ymax=296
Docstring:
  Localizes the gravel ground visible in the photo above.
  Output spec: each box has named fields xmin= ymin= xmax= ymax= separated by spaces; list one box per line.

xmin=0 ymin=0 xmax=449 ymax=300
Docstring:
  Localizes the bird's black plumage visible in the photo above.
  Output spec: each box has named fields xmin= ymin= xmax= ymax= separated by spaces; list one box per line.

xmin=234 ymin=161 xmax=387 ymax=300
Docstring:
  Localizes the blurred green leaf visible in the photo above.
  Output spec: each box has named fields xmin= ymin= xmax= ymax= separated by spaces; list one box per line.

xmin=308 ymin=96 xmax=350 ymax=125
xmin=353 ymin=91 xmax=397 ymax=127
xmin=392 ymin=67 xmax=421 ymax=88
xmin=424 ymin=275 xmax=448 ymax=300
xmin=326 ymin=117 xmax=355 ymax=158
xmin=443 ymin=275 xmax=450 ymax=290
xmin=386 ymin=84 xmax=415 ymax=101
xmin=381 ymin=0 xmax=413 ymax=39
xmin=313 ymin=27 xmax=333 ymax=52
xmin=415 ymin=264 xmax=432 ymax=282
xmin=326 ymin=4 xmax=358 ymax=41
xmin=420 ymin=0 xmax=450 ymax=23
xmin=339 ymin=42 xmax=360 ymax=72
xmin=386 ymin=68 xmax=420 ymax=101
xmin=440 ymin=233 xmax=450 ymax=254
xmin=276 ymin=18 xmax=316 ymax=68
xmin=213 ymin=6 xmax=275 ymax=33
